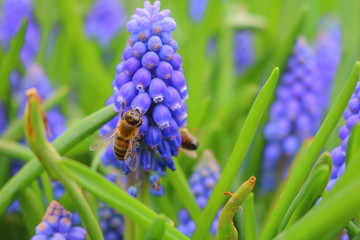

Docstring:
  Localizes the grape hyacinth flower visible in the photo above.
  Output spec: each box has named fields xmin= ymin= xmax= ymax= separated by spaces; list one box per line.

xmin=325 ymin=80 xmax=360 ymax=240
xmin=85 ymin=0 xmax=125 ymax=47
xmin=315 ymin=17 xmax=342 ymax=109
xmin=234 ymin=30 xmax=255 ymax=76
xmin=101 ymin=1 xmax=188 ymax=179
xmin=188 ymin=0 xmax=208 ymax=23
xmin=0 ymin=0 xmax=40 ymax=66
xmin=261 ymin=37 xmax=329 ymax=191
xmin=327 ymin=80 xmax=360 ymax=190
xmin=32 ymin=201 xmax=87 ymax=240
xmin=177 ymin=150 xmax=221 ymax=237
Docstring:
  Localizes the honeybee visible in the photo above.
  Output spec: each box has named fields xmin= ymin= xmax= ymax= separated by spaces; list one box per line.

xmin=90 ymin=108 xmax=144 ymax=171
xmin=180 ymin=128 xmax=199 ymax=158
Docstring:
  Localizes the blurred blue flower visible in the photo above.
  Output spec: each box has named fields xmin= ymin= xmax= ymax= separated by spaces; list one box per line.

xmin=31 ymin=201 xmax=87 ymax=240
xmin=261 ymin=37 xmax=330 ymax=191
xmin=98 ymin=172 xmax=136 ymax=240
xmin=188 ymin=0 xmax=208 ymax=23
xmin=85 ymin=0 xmax=125 ymax=47
xmin=177 ymin=150 xmax=221 ymax=237
xmin=0 ymin=0 xmax=40 ymax=66
xmin=326 ymin=80 xmax=360 ymax=190
xmin=0 ymin=102 xmax=7 ymax=134
xmin=234 ymin=30 xmax=255 ymax=76
xmin=101 ymin=1 xmax=188 ymax=179
xmin=315 ymin=17 xmax=342 ymax=109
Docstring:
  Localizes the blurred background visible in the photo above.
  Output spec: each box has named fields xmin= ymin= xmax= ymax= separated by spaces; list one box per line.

xmin=0 ymin=0 xmax=360 ymax=239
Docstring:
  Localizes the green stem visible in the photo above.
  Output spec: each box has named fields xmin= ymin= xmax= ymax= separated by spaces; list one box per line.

xmin=0 ymin=140 xmax=33 ymax=162
xmin=243 ymin=193 xmax=257 ymax=240
xmin=25 ymin=89 xmax=103 ymax=239
xmin=0 ymin=105 xmax=117 ymax=216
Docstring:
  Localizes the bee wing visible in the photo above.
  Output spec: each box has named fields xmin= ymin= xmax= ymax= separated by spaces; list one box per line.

xmin=180 ymin=148 xmax=198 ymax=159
xmin=124 ymin=137 xmax=140 ymax=172
xmin=89 ymin=129 xmax=117 ymax=151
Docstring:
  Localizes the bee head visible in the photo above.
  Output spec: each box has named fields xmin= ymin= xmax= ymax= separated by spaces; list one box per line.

xmin=125 ymin=109 xmax=143 ymax=127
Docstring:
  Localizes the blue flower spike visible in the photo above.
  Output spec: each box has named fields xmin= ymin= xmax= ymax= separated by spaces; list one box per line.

xmin=261 ymin=37 xmax=334 ymax=191
xmin=101 ymin=1 xmax=189 ymax=180
xmin=327 ymin=80 xmax=360 ymax=190
xmin=234 ymin=30 xmax=255 ymax=76
xmin=177 ymin=150 xmax=221 ymax=237
xmin=32 ymin=201 xmax=87 ymax=240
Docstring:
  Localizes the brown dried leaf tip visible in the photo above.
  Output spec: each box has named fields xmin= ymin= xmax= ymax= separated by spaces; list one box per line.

xmin=248 ymin=176 xmax=256 ymax=184
xmin=26 ymin=88 xmax=51 ymax=138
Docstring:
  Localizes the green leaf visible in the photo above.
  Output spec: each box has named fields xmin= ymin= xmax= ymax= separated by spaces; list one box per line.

xmin=143 ymin=216 xmax=167 ymax=240
xmin=242 ymin=193 xmax=257 ymax=240
xmin=274 ymin=149 xmax=360 ymax=240
xmin=0 ymin=140 xmax=33 ymax=162
xmin=0 ymin=105 xmax=117 ymax=215
xmin=216 ymin=176 xmax=256 ymax=240
xmin=260 ymin=62 xmax=360 ymax=240
xmin=18 ymin=187 xmax=44 ymax=238
xmin=192 ymin=68 xmax=279 ymax=239
xmin=346 ymin=122 xmax=360 ymax=166
xmin=278 ymin=153 xmax=331 ymax=231
xmin=0 ymin=20 xmax=27 ymax=103
xmin=58 ymin=159 xmax=189 ymax=240
xmin=24 ymin=89 xmax=104 ymax=240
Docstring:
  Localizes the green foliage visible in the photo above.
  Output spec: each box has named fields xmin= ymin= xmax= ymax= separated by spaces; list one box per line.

xmin=0 ymin=0 xmax=360 ymax=239
xmin=216 ymin=176 xmax=256 ymax=240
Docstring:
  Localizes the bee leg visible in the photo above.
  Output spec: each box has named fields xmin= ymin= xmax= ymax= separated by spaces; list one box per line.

xmin=120 ymin=102 xmax=125 ymax=119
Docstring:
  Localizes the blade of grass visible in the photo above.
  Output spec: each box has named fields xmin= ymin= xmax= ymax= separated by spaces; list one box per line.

xmin=260 ymin=62 xmax=360 ymax=240
xmin=0 ymin=105 xmax=117 ymax=215
xmin=0 ymin=20 xmax=27 ymax=103
xmin=279 ymin=158 xmax=331 ymax=231
xmin=242 ymin=193 xmax=257 ymax=240
xmin=346 ymin=123 xmax=360 ymax=166
xmin=274 ymin=149 xmax=360 ymax=240
xmin=192 ymin=68 xmax=279 ymax=239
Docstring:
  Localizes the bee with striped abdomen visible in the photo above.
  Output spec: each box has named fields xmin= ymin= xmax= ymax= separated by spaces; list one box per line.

xmin=90 ymin=108 xmax=143 ymax=171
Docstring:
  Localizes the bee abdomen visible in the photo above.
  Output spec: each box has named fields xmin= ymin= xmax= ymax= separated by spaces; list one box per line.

xmin=113 ymin=137 xmax=129 ymax=161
